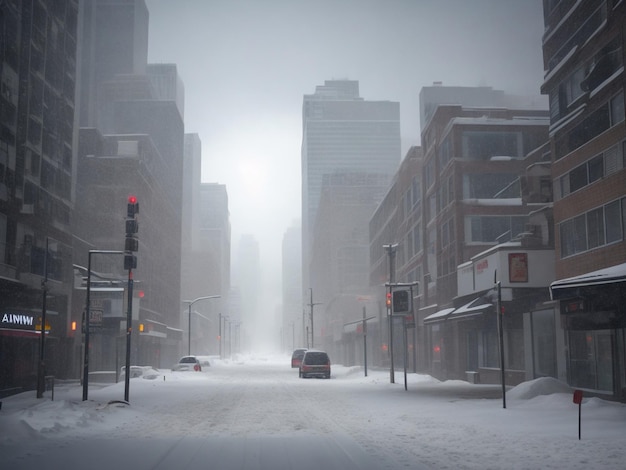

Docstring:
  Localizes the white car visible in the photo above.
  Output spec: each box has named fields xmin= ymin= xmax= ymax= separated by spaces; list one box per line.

xmin=172 ymin=355 xmax=202 ymax=372
xmin=119 ymin=365 xmax=160 ymax=381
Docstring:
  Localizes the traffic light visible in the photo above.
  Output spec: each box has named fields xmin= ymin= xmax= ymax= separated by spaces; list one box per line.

xmin=124 ymin=195 xmax=139 ymax=270
xmin=386 ymin=292 xmax=392 ymax=308
xmin=392 ymin=290 xmax=410 ymax=313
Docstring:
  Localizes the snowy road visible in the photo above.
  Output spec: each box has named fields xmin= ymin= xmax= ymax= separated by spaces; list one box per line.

xmin=2 ymin=355 xmax=625 ymax=469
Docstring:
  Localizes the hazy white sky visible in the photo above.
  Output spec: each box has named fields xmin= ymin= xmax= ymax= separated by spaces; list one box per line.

xmin=145 ymin=0 xmax=546 ymax=312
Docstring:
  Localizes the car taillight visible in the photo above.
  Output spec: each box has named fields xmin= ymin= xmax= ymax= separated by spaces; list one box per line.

xmin=194 ymin=364 xmax=201 ymax=371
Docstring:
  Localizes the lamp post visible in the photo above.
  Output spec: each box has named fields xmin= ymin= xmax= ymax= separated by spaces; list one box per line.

xmin=184 ymin=295 xmax=220 ymax=356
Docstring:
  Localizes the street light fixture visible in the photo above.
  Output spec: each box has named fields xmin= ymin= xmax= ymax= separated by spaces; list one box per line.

xmin=183 ymin=295 xmax=220 ymax=356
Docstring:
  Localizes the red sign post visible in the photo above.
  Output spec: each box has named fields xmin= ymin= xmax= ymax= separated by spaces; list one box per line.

xmin=573 ymin=389 xmax=583 ymax=440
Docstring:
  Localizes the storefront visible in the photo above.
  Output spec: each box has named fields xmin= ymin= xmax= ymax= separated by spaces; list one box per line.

xmin=0 ymin=310 xmax=53 ymax=396
xmin=550 ymin=263 xmax=626 ymax=400
xmin=424 ymin=243 xmax=564 ymax=385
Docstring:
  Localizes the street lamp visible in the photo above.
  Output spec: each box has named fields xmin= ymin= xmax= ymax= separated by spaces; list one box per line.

xmin=184 ymin=295 xmax=220 ymax=356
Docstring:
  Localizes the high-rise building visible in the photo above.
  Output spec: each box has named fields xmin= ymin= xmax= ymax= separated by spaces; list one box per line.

xmin=0 ymin=0 xmax=79 ymax=393
xmin=543 ymin=0 xmax=626 ymax=400
xmin=301 ymin=80 xmax=401 ymax=294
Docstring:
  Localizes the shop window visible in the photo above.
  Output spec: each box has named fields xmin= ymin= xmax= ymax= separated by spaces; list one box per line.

xmin=481 ymin=329 xmax=499 ymax=368
xmin=532 ymin=310 xmax=557 ymax=378
xmin=568 ymin=330 xmax=613 ymax=392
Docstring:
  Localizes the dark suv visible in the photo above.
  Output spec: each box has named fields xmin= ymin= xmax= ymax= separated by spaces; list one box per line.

xmin=299 ymin=350 xmax=331 ymax=379
xmin=291 ymin=348 xmax=307 ymax=368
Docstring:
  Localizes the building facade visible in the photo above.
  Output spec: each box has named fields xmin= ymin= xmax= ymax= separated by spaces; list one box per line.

xmin=0 ymin=0 xmax=79 ymax=395
xmin=542 ymin=0 xmax=626 ymax=400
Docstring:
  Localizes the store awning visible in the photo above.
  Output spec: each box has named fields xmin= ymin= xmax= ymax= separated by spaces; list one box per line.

xmin=423 ymin=308 xmax=455 ymax=324
xmin=449 ymin=298 xmax=493 ymax=320
xmin=550 ymin=263 xmax=626 ymax=300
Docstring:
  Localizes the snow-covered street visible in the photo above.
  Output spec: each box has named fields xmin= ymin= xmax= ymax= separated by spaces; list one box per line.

xmin=1 ymin=354 xmax=625 ymax=469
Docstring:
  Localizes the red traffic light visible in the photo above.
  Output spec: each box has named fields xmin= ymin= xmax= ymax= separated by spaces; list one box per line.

xmin=386 ymin=292 xmax=392 ymax=307
xmin=128 ymin=195 xmax=137 ymax=204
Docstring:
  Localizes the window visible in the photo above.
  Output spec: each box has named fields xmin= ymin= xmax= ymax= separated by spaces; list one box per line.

xmin=439 ymin=137 xmax=452 ymax=170
xmin=467 ymin=216 xmax=527 ymax=243
xmin=560 ymin=214 xmax=587 ymax=257
xmin=411 ymin=177 xmax=420 ymax=207
xmin=0 ymin=213 xmax=6 ymax=264
xmin=586 ymin=207 xmax=604 ymax=249
xmin=560 ymin=198 xmax=625 ymax=258
xmin=464 ymin=173 xmax=517 ymax=199
xmin=587 ymin=154 xmax=604 ymax=183
xmin=461 ymin=131 xmax=521 ymax=160
xmin=605 ymin=200 xmax=622 ymax=244
xmin=560 ymin=143 xmax=623 ymax=197
xmin=610 ymin=91 xmax=625 ymax=125
xmin=532 ymin=310 xmax=556 ymax=378
xmin=558 ymin=93 xmax=624 ymax=159
xmin=412 ymin=223 xmax=421 ymax=256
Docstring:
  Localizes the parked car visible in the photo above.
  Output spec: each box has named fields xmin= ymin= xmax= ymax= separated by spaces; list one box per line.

xmin=196 ymin=355 xmax=212 ymax=367
xmin=291 ymin=348 xmax=307 ymax=368
xmin=172 ymin=355 xmax=202 ymax=372
xmin=299 ymin=350 xmax=331 ymax=379
xmin=120 ymin=365 xmax=160 ymax=381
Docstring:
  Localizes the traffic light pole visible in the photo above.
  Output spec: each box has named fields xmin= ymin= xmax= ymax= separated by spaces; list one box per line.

xmin=383 ymin=244 xmax=398 ymax=384
xmin=124 ymin=268 xmax=133 ymax=402
xmin=385 ymin=280 xmax=419 ymax=390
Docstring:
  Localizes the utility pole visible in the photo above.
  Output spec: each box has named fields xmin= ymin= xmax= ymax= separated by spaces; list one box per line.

xmin=384 ymin=244 xmax=398 ymax=384
xmin=308 ymin=288 xmax=322 ymax=349
xmin=36 ymin=238 xmax=49 ymax=399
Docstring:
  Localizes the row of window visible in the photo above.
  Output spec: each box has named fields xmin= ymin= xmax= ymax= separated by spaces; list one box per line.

xmin=560 ymin=196 xmax=626 ymax=258
xmin=555 ymin=91 xmax=625 ymax=159
xmin=466 ymin=216 xmax=528 ymax=244
xmin=557 ymin=140 xmax=625 ymax=199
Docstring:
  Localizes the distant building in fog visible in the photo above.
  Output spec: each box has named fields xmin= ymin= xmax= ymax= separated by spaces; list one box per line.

xmin=233 ymin=234 xmax=260 ymax=348
xmin=301 ymin=79 xmax=401 ymax=303
xmin=73 ymin=0 xmax=185 ymax=369
xmin=281 ymin=222 xmax=302 ymax=348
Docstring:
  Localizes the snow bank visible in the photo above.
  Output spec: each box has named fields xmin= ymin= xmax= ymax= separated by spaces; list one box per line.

xmin=507 ymin=376 xmax=572 ymax=400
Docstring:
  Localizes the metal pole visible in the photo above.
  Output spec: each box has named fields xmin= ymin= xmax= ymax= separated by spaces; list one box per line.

xmin=188 ymin=303 xmax=192 ymax=356
xmin=411 ymin=285 xmax=417 ymax=373
xmin=37 ymin=238 xmax=49 ymax=398
xmin=218 ymin=313 xmax=222 ymax=359
xmin=124 ymin=269 xmax=133 ymax=402
xmin=310 ymin=288 xmax=314 ymax=349
xmin=363 ymin=306 xmax=368 ymax=377
xmin=403 ymin=318 xmax=408 ymax=391
xmin=82 ymin=251 xmax=92 ymax=401
xmin=496 ymin=278 xmax=506 ymax=409
xmin=384 ymin=244 xmax=398 ymax=384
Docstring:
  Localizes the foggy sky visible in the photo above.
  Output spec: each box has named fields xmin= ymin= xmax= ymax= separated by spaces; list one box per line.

xmin=145 ymin=0 xmax=546 ymax=327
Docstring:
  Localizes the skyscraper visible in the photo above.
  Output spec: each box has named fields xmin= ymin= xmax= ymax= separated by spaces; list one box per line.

xmin=301 ymin=80 xmax=401 ymax=291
